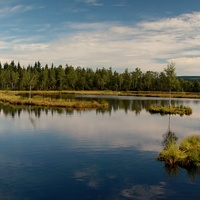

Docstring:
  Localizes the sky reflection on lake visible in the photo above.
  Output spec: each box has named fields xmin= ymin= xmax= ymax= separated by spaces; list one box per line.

xmin=0 ymin=97 xmax=200 ymax=152
xmin=0 ymin=107 xmax=167 ymax=152
xmin=0 ymin=97 xmax=199 ymax=199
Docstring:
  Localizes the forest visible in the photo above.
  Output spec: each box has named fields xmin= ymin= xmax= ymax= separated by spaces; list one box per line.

xmin=0 ymin=60 xmax=200 ymax=92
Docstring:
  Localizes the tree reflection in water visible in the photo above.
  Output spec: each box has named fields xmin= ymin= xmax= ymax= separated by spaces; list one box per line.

xmin=164 ymin=161 xmax=200 ymax=181
xmin=0 ymin=103 xmax=76 ymax=118
xmin=0 ymin=98 xmax=155 ymax=117
xmin=0 ymin=96 xmax=196 ymax=117
xmin=162 ymin=114 xmax=178 ymax=149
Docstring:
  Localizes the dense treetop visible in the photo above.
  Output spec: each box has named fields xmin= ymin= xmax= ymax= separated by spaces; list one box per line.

xmin=0 ymin=61 xmax=199 ymax=92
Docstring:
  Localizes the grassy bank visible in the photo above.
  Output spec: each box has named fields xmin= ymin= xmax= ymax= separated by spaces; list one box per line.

xmin=0 ymin=91 xmax=108 ymax=109
xmin=149 ymin=105 xmax=192 ymax=116
xmin=13 ymin=90 xmax=200 ymax=99
xmin=60 ymin=90 xmax=200 ymax=99
xmin=158 ymin=135 xmax=200 ymax=168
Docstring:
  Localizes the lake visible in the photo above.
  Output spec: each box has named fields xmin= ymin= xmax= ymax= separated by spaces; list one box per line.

xmin=0 ymin=95 xmax=200 ymax=200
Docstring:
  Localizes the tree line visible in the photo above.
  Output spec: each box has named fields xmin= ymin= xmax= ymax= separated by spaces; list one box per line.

xmin=0 ymin=60 xmax=199 ymax=92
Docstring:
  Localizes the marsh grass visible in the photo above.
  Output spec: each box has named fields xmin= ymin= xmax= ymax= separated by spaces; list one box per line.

xmin=158 ymin=143 xmax=186 ymax=166
xmin=179 ymin=135 xmax=200 ymax=167
xmin=149 ymin=105 xmax=192 ymax=116
xmin=60 ymin=91 xmax=200 ymax=98
xmin=158 ymin=135 xmax=200 ymax=168
xmin=13 ymin=90 xmax=200 ymax=98
xmin=0 ymin=92 xmax=108 ymax=109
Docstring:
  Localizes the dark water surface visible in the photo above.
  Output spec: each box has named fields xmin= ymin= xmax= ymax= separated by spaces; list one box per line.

xmin=0 ymin=96 xmax=200 ymax=199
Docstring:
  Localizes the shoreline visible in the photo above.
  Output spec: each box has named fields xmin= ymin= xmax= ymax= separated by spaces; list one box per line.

xmin=13 ymin=90 xmax=200 ymax=99
xmin=0 ymin=91 xmax=109 ymax=109
xmin=0 ymin=90 xmax=199 ymax=109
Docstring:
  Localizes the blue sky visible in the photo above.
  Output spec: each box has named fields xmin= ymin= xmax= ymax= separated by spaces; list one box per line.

xmin=1 ymin=0 xmax=200 ymax=75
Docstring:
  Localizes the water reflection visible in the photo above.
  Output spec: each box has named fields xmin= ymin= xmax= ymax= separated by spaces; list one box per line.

xmin=164 ymin=163 xmax=200 ymax=181
xmin=0 ymin=96 xmax=196 ymax=118
xmin=98 ymin=98 xmax=173 ymax=115
xmin=74 ymin=167 xmax=101 ymax=189
xmin=0 ymin=96 xmax=199 ymax=199
xmin=162 ymin=115 xmax=178 ymax=148
xmin=28 ymin=106 xmax=36 ymax=129
xmin=0 ymin=102 xmax=166 ymax=153
xmin=0 ymin=97 xmax=198 ymax=154
xmin=121 ymin=183 xmax=168 ymax=200
xmin=186 ymin=167 xmax=200 ymax=181
xmin=0 ymin=103 xmax=77 ymax=118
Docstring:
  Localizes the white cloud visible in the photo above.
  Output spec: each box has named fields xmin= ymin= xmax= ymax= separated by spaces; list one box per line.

xmin=1 ymin=11 xmax=200 ymax=75
xmin=0 ymin=4 xmax=34 ymax=17
xmin=77 ymin=0 xmax=103 ymax=6
xmin=48 ymin=12 xmax=200 ymax=74
xmin=10 ymin=5 xmax=33 ymax=13
xmin=14 ymin=43 xmax=50 ymax=51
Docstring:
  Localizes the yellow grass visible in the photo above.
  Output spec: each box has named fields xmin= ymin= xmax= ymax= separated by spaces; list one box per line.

xmin=13 ymin=90 xmax=200 ymax=98
xmin=0 ymin=91 xmax=108 ymax=109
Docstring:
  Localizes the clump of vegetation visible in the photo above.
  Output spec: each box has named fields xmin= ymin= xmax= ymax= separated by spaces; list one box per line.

xmin=158 ymin=135 xmax=200 ymax=168
xmin=0 ymin=92 xmax=108 ymax=109
xmin=149 ymin=105 xmax=192 ymax=116
xmin=179 ymin=135 xmax=200 ymax=167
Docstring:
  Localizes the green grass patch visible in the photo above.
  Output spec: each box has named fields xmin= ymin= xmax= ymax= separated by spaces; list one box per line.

xmin=158 ymin=135 xmax=200 ymax=168
xmin=0 ymin=91 xmax=108 ymax=109
xmin=148 ymin=105 xmax=192 ymax=116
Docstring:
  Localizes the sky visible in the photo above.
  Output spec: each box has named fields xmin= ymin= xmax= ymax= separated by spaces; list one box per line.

xmin=1 ymin=0 xmax=200 ymax=75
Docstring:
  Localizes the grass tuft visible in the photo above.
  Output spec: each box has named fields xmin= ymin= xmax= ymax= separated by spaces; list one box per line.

xmin=158 ymin=135 xmax=200 ymax=168
xmin=149 ymin=105 xmax=192 ymax=116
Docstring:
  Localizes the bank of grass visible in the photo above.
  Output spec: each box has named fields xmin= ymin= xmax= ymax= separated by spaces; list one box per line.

xmin=158 ymin=135 xmax=200 ymax=168
xmin=13 ymin=90 xmax=200 ymax=99
xmin=119 ymin=91 xmax=200 ymax=98
xmin=148 ymin=105 xmax=192 ymax=116
xmin=61 ymin=91 xmax=200 ymax=99
xmin=0 ymin=91 xmax=108 ymax=109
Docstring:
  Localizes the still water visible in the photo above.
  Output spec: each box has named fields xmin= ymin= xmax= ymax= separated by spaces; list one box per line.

xmin=0 ymin=96 xmax=200 ymax=200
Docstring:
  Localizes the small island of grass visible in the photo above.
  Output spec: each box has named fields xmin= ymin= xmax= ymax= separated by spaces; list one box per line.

xmin=148 ymin=105 xmax=192 ymax=116
xmin=0 ymin=91 xmax=108 ymax=109
xmin=158 ymin=135 xmax=200 ymax=168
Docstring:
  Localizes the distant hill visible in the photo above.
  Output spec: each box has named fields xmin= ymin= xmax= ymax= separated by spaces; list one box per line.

xmin=177 ymin=76 xmax=200 ymax=81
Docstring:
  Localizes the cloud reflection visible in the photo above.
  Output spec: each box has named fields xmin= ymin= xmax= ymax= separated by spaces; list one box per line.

xmin=0 ymin=98 xmax=199 ymax=153
xmin=43 ymin=109 xmax=166 ymax=152
xmin=121 ymin=182 xmax=169 ymax=200
xmin=74 ymin=167 xmax=101 ymax=189
xmin=74 ymin=166 xmax=174 ymax=199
